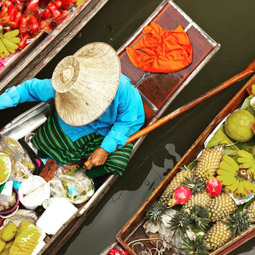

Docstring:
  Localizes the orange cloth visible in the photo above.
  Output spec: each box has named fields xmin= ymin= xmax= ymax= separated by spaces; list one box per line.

xmin=126 ymin=22 xmax=193 ymax=73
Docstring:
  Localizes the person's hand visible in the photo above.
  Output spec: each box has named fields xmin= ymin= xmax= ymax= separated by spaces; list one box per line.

xmin=86 ymin=148 xmax=110 ymax=170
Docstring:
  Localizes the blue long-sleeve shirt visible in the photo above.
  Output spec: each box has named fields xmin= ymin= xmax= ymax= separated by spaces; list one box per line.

xmin=0 ymin=74 xmax=145 ymax=153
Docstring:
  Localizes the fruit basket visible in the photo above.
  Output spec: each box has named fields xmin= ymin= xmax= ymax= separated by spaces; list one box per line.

xmin=0 ymin=0 xmax=79 ymax=65
xmin=116 ymin=74 xmax=255 ymax=255
xmin=0 ymin=0 xmax=108 ymax=89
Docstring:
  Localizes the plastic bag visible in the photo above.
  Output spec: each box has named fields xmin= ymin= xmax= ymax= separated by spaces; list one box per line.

xmin=0 ymin=137 xmax=34 ymax=182
xmin=48 ymin=167 xmax=94 ymax=204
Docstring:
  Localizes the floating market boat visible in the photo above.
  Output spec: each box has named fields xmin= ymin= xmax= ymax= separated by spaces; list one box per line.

xmin=0 ymin=0 xmax=109 ymax=91
xmin=0 ymin=0 xmax=220 ymax=254
xmin=112 ymin=74 xmax=255 ymax=254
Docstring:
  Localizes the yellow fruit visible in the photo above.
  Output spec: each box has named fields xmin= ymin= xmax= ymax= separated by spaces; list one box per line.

xmin=0 ymin=40 xmax=9 ymax=58
xmin=194 ymin=146 xmax=224 ymax=181
xmin=0 ymin=154 xmax=11 ymax=184
xmin=1 ymin=38 xmax=16 ymax=54
xmin=224 ymin=109 xmax=255 ymax=142
xmin=3 ymin=29 xmax=19 ymax=38
xmin=0 ymin=240 xmax=6 ymax=253
xmin=1 ymin=223 xmax=17 ymax=242
xmin=76 ymin=0 xmax=84 ymax=6
xmin=0 ymin=247 xmax=10 ymax=255
xmin=220 ymin=155 xmax=239 ymax=172
xmin=4 ymin=240 xmax=13 ymax=250
xmin=10 ymin=225 xmax=42 ymax=255
xmin=0 ymin=228 xmax=4 ymax=239
xmin=16 ymin=221 xmax=35 ymax=237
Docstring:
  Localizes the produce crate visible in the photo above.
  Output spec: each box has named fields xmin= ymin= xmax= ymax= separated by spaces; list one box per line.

xmin=0 ymin=0 xmax=109 ymax=91
xmin=116 ymin=74 xmax=255 ymax=255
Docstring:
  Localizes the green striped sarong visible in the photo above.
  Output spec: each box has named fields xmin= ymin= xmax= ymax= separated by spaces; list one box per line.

xmin=31 ymin=112 xmax=134 ymax=178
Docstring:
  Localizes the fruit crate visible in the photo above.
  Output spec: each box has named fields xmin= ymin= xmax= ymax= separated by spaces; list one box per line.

xmin=116 ymin=74 xmax=255 ymax=255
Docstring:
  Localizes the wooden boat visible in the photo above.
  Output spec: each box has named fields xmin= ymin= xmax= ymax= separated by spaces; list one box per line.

xmin=114 ymin=75 xmax=255 ymax=254
xmin=0 ymin=0 xmax=220 ymax=254
xmin=0 ymin=0 xmax=109 ymax=91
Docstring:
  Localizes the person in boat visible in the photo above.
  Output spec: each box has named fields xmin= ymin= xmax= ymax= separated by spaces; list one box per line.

xmin=0 ymin=42 xmax=145 ymax=178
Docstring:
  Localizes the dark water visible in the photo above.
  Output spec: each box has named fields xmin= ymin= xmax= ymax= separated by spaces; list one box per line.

xmin=2 ymin=0 xmax=255 ymax=254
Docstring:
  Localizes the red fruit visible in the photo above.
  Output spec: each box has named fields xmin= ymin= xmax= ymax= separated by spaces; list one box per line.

xmin=54 ymin=10 xmax=68 ymax=25
xmin=55 ymin=0 xmax=62 ymax=9
xmin=19 ymin=17 xmax=28 ymax=35
xmin=16 ymin=2 xmax=26 ymax=13
xmin=48 ymin=3 xmax=61 ymax=19
xmin=167 ymin=186 xmax=191 ymax=208
xmin=26 ymin=0 xmax=39 ymax=12
xmin=18 ymin=33 xmax=29 ymax=49
xmin=206 ymin=176 xmax=222 ymax=197
xmin=253 ymin=123 xmax=255 ymax=134
xmin=39 ymin=0 xmax=50 ymax=8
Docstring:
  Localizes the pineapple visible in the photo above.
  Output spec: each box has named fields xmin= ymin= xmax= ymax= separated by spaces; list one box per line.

xmin=182 ymin=191 xmax=212 ymax=212
xmin=160 ymin=169 xmax=193 ymax=206
xmin=169 ymin=210 xmax=192 ymax=236
xmin=190 ymin=205 xmax=210 ymax=231
xmin=204 ymin=210 xmax=250 ymax=251
xmin=194 ymin=146 xmax=224 ymax=182
xmin=181 ymin=176 xmax=206 ymax=194
xmin=179 ymin=236 xmax=209 ymax=255
xmin=146 ymin=201 xmax=166 ymax=223
xmin=224 ymin=210 xmax=250 ymax=238
xmin=246 ymin=200 xmax=255 ymax=223
xmin=203 ymin=221 xmax=232 ymax=251
xmin=207 ymin=193 xmax=237 ymax=222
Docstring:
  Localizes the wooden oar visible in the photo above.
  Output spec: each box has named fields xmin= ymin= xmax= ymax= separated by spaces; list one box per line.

xmin=84 ymin=59 xmax=255 ymax=168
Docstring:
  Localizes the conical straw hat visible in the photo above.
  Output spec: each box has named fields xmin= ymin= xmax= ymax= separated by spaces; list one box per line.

xmin=52 ymin=42 xmax=121 ymax=126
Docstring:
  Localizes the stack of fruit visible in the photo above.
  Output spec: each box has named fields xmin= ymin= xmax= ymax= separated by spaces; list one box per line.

xmin=0 ymin=0 xmax=79 ymax=59
xmin=0 ymin=221 xmax=44 ymax=255
xmin=143 ymin=89 xmax=255 ymax=254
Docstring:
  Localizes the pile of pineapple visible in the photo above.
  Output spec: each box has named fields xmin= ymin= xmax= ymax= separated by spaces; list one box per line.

xmin=142 ymin=87 xmax=255 ymax=254
xmin=144 ymin=145 xmax=255 ymax=254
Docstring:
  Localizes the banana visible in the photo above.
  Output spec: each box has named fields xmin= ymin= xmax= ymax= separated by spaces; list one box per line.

xmin=237 ymin=157 xmax=253 ymax=164
xmin=240 ymin=162 xmax=255 ymax=169
xmin=6 ymin=36 xmax=20 ymax=44
xmin=0 ymin=39 xmax=10 ymax=58
xmin=237 ymin=150 xmax=254 ymax=159
xmin=234 ymin=184 xmax=246 ymax=198
xmin=225 ymin=181 xmax=239 ymax=193
xmin=248 ymin=165 xmax=255 ymax=178
xmin=1 ymin=38 xmax=17 ymax=54
xmin=3 ymin=29 xmax=19 ymax=39
xmin=252 ymin=84 xmax=255 ymax=95
xmin=220 ymin=155 xmax=239 ymax=172
xmin=217 ymin=169 xmax=233 ymax=176
xmin=217 ymin=175 xmax=236 ymax=185
xmin=243 ymin=181 xmax=255 ymax=194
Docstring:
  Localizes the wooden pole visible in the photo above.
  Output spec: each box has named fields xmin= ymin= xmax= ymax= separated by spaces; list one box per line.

xmin=84 ymin=60 xmax=255 ymax=168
